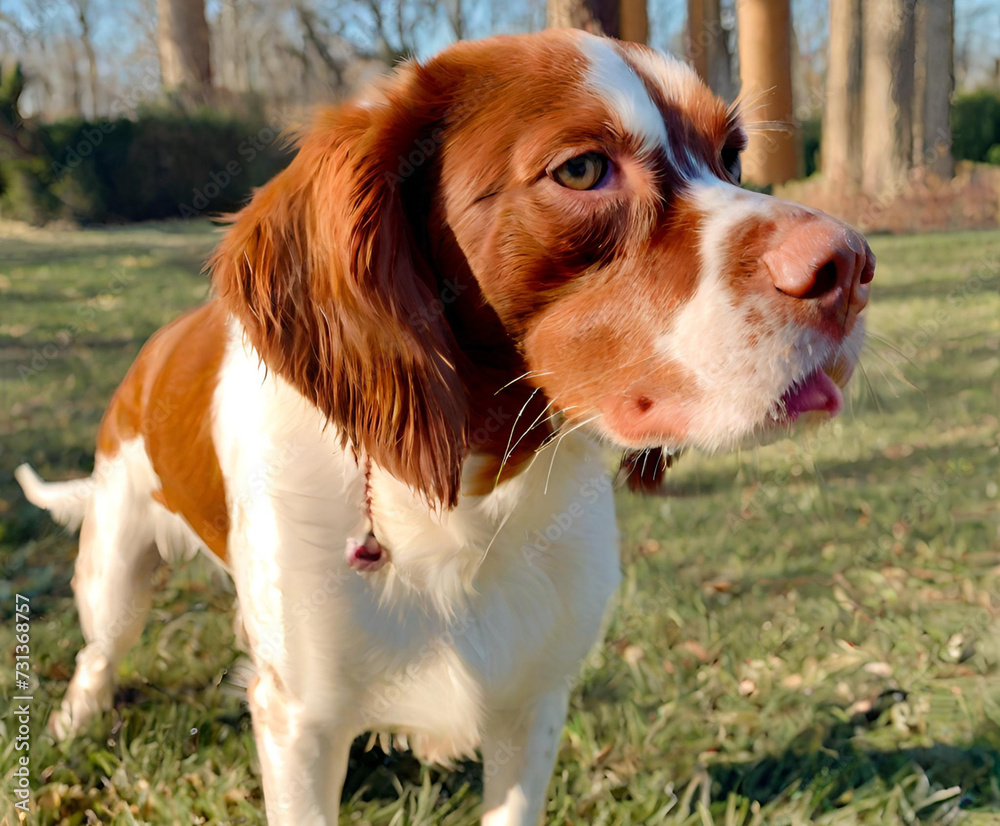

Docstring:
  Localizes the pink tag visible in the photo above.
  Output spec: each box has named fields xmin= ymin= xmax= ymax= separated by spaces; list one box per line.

xmin=346 ymin=532 xmax=387 ymax=572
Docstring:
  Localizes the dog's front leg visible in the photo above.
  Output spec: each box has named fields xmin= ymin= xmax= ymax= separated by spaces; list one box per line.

xmin=248 ymin=664 xmax=351 ymax=825
xmin=480 ymin=687 xmax=569 ymax=826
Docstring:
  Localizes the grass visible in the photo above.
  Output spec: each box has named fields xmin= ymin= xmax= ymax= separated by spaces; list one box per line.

xmin=0 ymin=221 xmax=998 ymax=825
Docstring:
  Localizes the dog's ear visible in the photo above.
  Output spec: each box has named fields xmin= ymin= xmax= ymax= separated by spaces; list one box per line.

xmin=212 ymin=65 xmax=467 ymax=507
xmin=617 ymin=448 xmax=677 ymax=494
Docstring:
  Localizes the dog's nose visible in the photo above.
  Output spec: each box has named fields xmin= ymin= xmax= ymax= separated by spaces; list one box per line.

xmin=763 ymin=218 xmax=875 ymax=320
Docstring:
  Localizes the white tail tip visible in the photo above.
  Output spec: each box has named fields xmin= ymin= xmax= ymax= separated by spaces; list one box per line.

xmin=15 ymin=463 xmax=93 ymax=531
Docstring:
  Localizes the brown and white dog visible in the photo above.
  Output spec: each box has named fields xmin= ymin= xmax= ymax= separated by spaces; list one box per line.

xmin=17 ymin=30 xmax=873 ymax=826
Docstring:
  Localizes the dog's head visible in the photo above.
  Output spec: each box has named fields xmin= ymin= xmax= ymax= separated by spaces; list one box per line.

xmin=212 ymin=30 xmax=874 ymax=506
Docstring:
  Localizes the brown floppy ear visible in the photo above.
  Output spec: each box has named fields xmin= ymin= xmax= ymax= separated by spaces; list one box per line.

xmin=211 ymin=64 xmax=467 ymax=506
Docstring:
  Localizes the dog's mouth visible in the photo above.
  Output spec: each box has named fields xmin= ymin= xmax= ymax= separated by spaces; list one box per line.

xmin=771 ymin=348 xmax=857 ymax=426
xmin=775 ymin=366 xmax=844 ymax=422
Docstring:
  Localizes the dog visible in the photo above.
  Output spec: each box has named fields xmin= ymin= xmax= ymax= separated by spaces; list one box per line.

xmin=16 ymin=29 xmax=874 ymax=826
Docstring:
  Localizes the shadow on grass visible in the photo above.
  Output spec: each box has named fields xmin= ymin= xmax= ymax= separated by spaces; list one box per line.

xmin=339 ymin=706 xmax=1000 ymax=816
xmin=648 ymin=439 xmax=987 ymax=502
xmin=28 ymin=637 xmax=1000 ymax=821
xmin=871 ymin=276 xmax=999 ymax=303
xmin=708 ymin=708 xmax=1000 ymax=815
xmin=343 ymin=744 xmax=481 ymax=807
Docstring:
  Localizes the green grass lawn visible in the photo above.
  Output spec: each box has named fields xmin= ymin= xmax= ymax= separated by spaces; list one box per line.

xmin=1 ymin=221 xmax=998 ymax=825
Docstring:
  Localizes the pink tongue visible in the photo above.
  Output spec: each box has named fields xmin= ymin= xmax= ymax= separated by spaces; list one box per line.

xmin=781 ymin=368 xmax=843 ymax=421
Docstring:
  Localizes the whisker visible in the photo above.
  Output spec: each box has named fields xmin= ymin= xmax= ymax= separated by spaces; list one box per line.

xmin=865 ymin=330 xmax=916 ymax=366
xmin=479 ymin=503 xmax=516 ymax=570
xmin=861 ymin=341 xmax=917 ymax=391
xmin=728 ymin=86 xmax=774 ymax=121
xmin=494 ymin=370 xmax=551 ymax=395
xmin=495 ymin=395 xmax=555 ymax=486
xmin=499 ymin=387 xmax=541 ymax=468
xmin=742 ymin=120 xmax=794 ymax=135
xmin=543 ymin=414 xmax=602 ymax=495
xmin=855 ymin=358 xmax=883 ymax=416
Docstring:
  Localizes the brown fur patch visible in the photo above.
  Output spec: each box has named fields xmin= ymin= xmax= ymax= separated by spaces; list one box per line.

xmin=97 ymin=302 xmax=230 ymax=560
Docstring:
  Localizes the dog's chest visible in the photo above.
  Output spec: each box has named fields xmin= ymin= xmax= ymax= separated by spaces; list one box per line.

xmin=346 ymin=452 xmax=621 ymax=755
xmin=214 ymin=337 xmax=621 ymax=760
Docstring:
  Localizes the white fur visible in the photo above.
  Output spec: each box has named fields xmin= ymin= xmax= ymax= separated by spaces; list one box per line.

xmin=624 ymin=45 xmax=705 ymax=112
xmin=15 ymin=464 xmax=93 ymax=531
xmin=579 ymin=33 xmax=668 ymax=156
xmin=27 ymin=437 xmax=212 ymax=739
xmin=213 ymin=324 xmax=619 ymax=823
xmin=26 ymin=319 xmax=621 ymax=825
xmin=213 ymin=323 xmax=621 ymax=822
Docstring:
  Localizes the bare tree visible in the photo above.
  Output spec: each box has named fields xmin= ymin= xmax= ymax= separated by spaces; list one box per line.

xmin=293 ymin=1 xmax=347 ymax=86
xmin=916 ymin=0 xmax=955 ymax=178
xmin=620 ymin=0 xmax=648 ymax=43
xmin=737 ymin=0 xmax=798 ymax=185
xmin=686 ymin=0 xmax=733 ymax=99
xmin=68 ymin=0 xmax=99 ymax=117
xmin=953 ymin=0 xmax=1000 ymax=89
xmin=821 ymin=0 xmax=863 ymax=187
xmin=156 ymin=0 xmax=213 ymax=97
xmin=861 ymin=0 xmax=915 ymax=194
xmin=547 ymin=0 xmax=647 ymax=42
xmin=66 ymin=38 xmax=83 ymax=116
xmin=547 ymin=0 xmax=612 ymax=34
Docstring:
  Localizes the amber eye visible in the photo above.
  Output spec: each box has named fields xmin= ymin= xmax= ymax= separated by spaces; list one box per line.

xmin=721 ymin=145 xmax=742 ymax=183
xmin=553 ymin=152 xmax=609 ymax=190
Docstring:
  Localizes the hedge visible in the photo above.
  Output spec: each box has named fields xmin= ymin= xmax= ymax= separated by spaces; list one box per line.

xmin=3 ymin=88 xmax=997 ymax=226
xmin=0 ymin=107 xmax=292 ymax=224
xmin=952 ymin=89 xmax=1000 ymax=165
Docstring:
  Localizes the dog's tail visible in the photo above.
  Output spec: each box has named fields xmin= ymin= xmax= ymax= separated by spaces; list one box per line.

xmin=14 ymin=464 xmax=93 ymax=531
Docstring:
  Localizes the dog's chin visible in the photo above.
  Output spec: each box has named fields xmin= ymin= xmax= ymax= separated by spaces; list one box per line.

xmin=703 ymin=355 xmax=858 ymax=452
xmin=743 ymin=357 xmax=857 ymax=448
xmin=586 ymin=352 xmax=859 ymax=459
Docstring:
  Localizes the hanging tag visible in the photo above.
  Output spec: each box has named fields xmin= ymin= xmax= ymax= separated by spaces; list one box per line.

xmin=346 ymin=531 xmax=388 ymax=573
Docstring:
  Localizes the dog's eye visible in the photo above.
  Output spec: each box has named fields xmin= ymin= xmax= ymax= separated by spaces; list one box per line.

xmin=721 ymin=145 xmax=742 ymax=183
xmin=553 ymin=152 xmax=609 ymax=190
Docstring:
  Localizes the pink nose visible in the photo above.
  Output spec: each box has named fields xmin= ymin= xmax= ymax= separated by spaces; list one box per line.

xmin=762 ymin=218 xmax=875 ymax=321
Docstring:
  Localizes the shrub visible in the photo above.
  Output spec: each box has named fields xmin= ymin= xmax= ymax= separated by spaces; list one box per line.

xmin=801 ymin=116 xmax=821 ymax=178
xmin=0 ymin=108 xmax=292 ymax=224
xmin=951 ymin=90 xmax=1000 ymax=164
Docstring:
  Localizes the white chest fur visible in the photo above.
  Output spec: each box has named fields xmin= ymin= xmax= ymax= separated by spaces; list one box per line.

xmin=212 ymin=326 xmax=622 ymax=764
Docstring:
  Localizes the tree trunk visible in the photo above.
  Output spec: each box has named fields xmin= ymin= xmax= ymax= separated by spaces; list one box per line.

xmin=546 ymin=0 xmax=647 ymax=42
xmin=918 ymin=0 xmax=955 ymax=178
xmin=736 ymin=0 xmax=797 ymax=186
xmin=821 ymin=0 xmax=863 ymax=188
xmin=687 ymin=0 xmax=733 ymax=99
xmin=157 ymin=0 xmax=213 ymax=97
xmin=66 ymin=40 xmax=83 ymax=117
xmin=546 ymin=0 xmax=613 ymax=34
xmin=619 ymin=0 xmax=648 ymax=43
xmin=71 ymin=1 xmax=100 ymax=118
xmin=687 ymin=0 xmax=707 ymax=79
xmin=861 ymin=0 xmax=915 ymax=195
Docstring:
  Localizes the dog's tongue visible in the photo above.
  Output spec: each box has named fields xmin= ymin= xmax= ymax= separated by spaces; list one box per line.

xmin=781 ymin=368 xmax=843 ymax=421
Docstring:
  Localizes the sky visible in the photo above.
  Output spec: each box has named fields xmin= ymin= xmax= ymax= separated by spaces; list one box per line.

xmin=1 ymin=0 xmax=997 ymax=118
